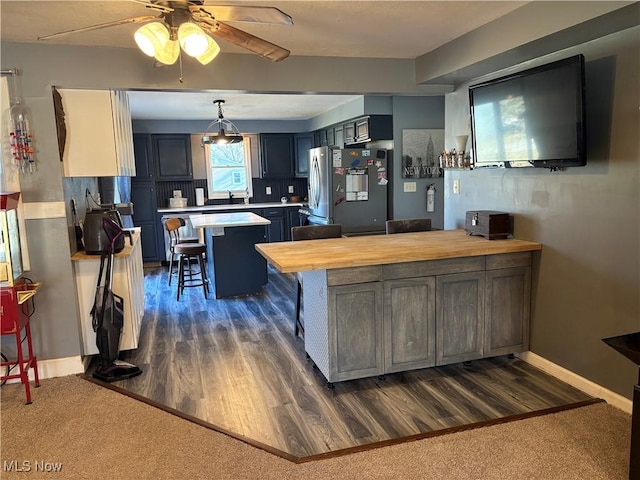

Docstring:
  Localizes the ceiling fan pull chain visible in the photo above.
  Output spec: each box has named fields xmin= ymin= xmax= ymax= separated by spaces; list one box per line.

xmin=178 ymin=48 xmax=184 ymax=84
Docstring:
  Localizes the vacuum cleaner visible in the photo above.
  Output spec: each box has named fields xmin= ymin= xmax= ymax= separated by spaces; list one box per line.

xmin=91 ymin=216 xmax=142 ymax=383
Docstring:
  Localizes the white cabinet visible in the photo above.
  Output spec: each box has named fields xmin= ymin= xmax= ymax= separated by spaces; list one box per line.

xmin=59 ymin=89 xmax=136 ymax=177
xmin=72 ymin=234 xmax=145 ymax=356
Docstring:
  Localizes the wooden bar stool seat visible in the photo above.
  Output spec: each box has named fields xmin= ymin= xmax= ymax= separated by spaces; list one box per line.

xmin=165 ymin=217 xmax=200 ymax=286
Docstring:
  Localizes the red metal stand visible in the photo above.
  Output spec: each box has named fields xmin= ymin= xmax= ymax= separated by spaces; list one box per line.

xmin=1 ymin=279 xmax=40 ymax=404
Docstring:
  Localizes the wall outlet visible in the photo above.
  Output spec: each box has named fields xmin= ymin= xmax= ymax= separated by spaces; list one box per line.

xmin=288 ymin=185 xmax=294 ymax=193
xmin=266 ymin=186 xmax=272 ymax=195
xmin=403 ymin=181 xmax=417 ymax=193
xmin=453 ymin=179 xmax=460 ymax=194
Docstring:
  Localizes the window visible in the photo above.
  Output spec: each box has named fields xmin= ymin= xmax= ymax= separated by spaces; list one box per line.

xmin=204 ymin=137 xmax=252 ymax=199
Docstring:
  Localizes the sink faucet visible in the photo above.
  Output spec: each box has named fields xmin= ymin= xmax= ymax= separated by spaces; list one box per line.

xmin=228 ymin=191 xmax=234 ymax=203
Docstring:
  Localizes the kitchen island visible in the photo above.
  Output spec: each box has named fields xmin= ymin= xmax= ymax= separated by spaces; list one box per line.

xmin=256 ymin=229 xmax=542 ymax=383
xmin=191 ymin=212 xmax=271 ymax=298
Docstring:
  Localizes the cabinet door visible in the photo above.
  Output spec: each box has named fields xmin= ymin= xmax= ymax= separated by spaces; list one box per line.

xmin=328 ymin=282 xmax=383 ymax=382
xmin=485 ymin=266 xmax=531 ymax=356
xmin=436 ymin=271 xmax=485 ymax=365
xmin=354 ymin=117 xmax=370 ymax=143
xmin=384 ymin=277 xmax=436 ymax=373
xmin=153 ymin=134 xmax=193 ymax=180
xmin=262 ymin=208 xmax=285 ymax=242
xmin=334 ymin=126 xmax=344 ymax=149
xmin=326 ymin=127 xmax=335 ymax=147
xmin=343 ymin=121 xmax=356 ymax=144
xmin=294 ymin=133 xmax=313 ymax=177
xmin=287 ymin=207 xmax=301 ymax=240
xmin=133 ymin=133 xmax=153 ymax=180
xmin=130 ymin=184 xmax=162 ymax=262
xmin=260 ymin=134 xmax=294 ymax=178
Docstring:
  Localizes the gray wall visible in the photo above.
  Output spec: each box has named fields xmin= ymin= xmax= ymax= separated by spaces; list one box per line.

xmin=444 ymin=27 xmax=640 ymax=398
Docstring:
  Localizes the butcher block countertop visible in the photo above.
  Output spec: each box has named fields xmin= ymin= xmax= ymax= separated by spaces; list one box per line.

xmin=255 ymin=229 xmax=542 ymax=273
xmin=71 ymin=231 xmax=140 ymax=261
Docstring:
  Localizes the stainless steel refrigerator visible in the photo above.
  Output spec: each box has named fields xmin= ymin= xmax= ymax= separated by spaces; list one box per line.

xmin=306 ymin=146 xmax=390 ymax=234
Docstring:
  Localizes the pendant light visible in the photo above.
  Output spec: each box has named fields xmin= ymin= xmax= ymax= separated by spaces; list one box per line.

xmin=201 ymin=100 xmax=244 ymax=145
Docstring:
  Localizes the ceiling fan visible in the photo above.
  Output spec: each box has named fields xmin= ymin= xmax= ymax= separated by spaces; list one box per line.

xmin=37 ymin=0 xmax=293 ymax=65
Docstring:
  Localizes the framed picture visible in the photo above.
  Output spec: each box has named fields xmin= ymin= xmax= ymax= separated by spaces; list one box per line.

xmin=401 ymin=129 xmax=444 ymax=178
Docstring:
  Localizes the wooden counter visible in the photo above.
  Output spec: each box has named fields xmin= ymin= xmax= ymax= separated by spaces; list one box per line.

xmin=255 ymin=229 xmax=542 ymax=273
xmin=256 ymin=229 xmax=542 ymax=385
xmin=71 ymin=231 xmax=141 ymax=261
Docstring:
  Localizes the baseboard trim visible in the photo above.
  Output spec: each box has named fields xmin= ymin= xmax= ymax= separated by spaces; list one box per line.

xmin=4 ymin=355 xmax=85 ymax=384
xmin=517 ymin=351 xmax=633 ymax=414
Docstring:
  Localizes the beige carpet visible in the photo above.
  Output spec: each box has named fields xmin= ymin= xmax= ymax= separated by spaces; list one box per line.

xmin=0 ymin=375 xmax=631 ymax=479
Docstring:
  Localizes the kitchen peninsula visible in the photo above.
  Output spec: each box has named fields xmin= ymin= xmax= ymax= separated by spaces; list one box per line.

xmin=191 ymin=212 xmax=271 ymax=298
xmin=256 ymin=229 xmax=542 ymax=383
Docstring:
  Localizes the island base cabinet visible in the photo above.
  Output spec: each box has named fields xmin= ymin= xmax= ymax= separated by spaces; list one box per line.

xmin=436 ymin=272 xmax=485 ymax=366
xmin=328 ymin=283 xmax=383 ymax=382
xmin=384 ymin=278 xmax=436 ymax=373
xmin=303 ymin=271 xmax=383 ymax=383
xmin=485 ymin=266 xmax=531 ymax=356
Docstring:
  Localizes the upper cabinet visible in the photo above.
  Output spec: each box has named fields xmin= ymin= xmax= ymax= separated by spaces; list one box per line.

xmin=294 ymin=133 xmax=313 ymax=178
xmin=345 ymin=115 xmax=393 ymax=145
xmin=57 ymin=89 xmax=135 ymax=177
xmin=153 ymin=134 xmax=193 ymax=180
xmin=133 ymin=133 xmax=154 ymax=180
xmin=259 ymin=133 xmax=294 ymax=178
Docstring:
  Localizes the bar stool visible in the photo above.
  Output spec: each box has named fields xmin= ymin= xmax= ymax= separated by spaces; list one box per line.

xmin=290 ymin=224 xmax=343 ymax=337
xmin=165 ymin=217 xmax=199 ymax=286
xmin=175 ymin=242 xmax=209 ymax=301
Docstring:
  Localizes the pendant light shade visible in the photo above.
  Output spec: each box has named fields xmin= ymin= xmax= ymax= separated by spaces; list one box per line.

xmin=202 ymin=100 xmax=244 ymax=145
xmin=195 ymin=36 xmax=221 ymax=65
xmin=178 ymin=23 xmax=209 ymax=57
xmin=155 ymin=39 xmax=180 ymax=65
xmin=134 ymin=22 xmax=170 ymax=57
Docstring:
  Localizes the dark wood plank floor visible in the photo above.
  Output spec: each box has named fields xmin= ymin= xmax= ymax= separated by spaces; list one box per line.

xmin=103 ymin=265 xmax=596 ymax=461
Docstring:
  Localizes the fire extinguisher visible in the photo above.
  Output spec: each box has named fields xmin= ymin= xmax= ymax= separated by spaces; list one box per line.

xmin=426 ymin=184 xmax=435 ymax=212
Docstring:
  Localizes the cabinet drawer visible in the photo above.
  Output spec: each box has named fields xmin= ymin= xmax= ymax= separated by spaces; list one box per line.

xmin=262 ymin=208 xmax=284 ymax=217
xmin=327 ymin=266 xmax=382 ymax=286
xmin=383 ymin=256 xmax=485 ymax=280
xmin=486 ymin=252 xmax=532 ymax=270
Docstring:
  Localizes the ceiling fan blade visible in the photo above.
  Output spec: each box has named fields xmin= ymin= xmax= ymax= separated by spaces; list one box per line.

xmin=130 ymin=0 xmax=174 ymax=13
xmin=196 ymin=20 xmax=290 ymax=62
xmin=191 ymin=5 xmax=293 ymax=25
xmin=38 ymin=15 xmax=159 ymax=41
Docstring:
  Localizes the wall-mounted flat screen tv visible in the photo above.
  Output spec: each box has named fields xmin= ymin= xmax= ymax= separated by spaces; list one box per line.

xmin=469 ymin=54 xmax=586 ymax=169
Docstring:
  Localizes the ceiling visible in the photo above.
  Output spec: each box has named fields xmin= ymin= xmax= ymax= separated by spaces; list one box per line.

xmin=0 ymin=1 xmax=528 ymax=120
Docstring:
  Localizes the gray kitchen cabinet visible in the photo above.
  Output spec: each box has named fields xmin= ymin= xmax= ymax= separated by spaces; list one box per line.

xmin=261 ymin=207 xmax=285 ymax=242
xmin=383 ymin=277 xmax=436 ymax=373
xmin=436 ymin=271 xmax=485 ymax=365
xmin=333 ymin=125 xmax=344 ymax=149
xmin=153 ymin=134 xmax=193 ymax=180
xmin=343 ymin=121 xmax=356 ymax=144
xmin=328 ymin=282 xmax=384 ymax=382
xmin=294 ymin=133 xmax=313 ymax=177
xmin=259 ymin=133 xmax=294 ymax=178
xmin=484 ymin=253 xmax=532 ymax=357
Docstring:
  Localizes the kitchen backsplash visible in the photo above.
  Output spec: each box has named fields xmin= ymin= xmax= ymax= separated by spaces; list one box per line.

xmin=156 ymin=177 xmax=308 ymax=207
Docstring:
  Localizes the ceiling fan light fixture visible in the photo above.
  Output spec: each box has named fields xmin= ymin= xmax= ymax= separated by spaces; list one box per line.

xmin=178 ymin=22 xmax=209 ymax=57
xmin=154 ymin=39 xmax=180 ymax=65
xmin=195 ymin=37 xmax=221 ymax=65
xmin=134 ymin=22 xmax=169 ymax=57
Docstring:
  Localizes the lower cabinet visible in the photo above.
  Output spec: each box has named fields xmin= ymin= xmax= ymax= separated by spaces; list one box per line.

xmin=328 ymin=282 xmax=383 ymax=381
xmin=304 ymin=252 xmax=532 ymax=383
xmin=436 ymin=271 xmax=485 ymax=365
xmin=72 ymin=235 xmax=145 ymax=357
xmin=261 ymin=208 xmax=285 ymax=242
xmin=485 ymin=265 xmax=531 ymax=357
xmin=384 ymin=277 xmax=436 ymax=373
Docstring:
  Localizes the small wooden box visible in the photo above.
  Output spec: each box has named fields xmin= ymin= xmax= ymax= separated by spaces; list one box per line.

xmin=465 ymin=211 xmax=510 ymax=240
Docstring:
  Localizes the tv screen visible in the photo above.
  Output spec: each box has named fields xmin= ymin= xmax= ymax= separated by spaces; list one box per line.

xmin=469 ymin=54 xmax=586 ymax=169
